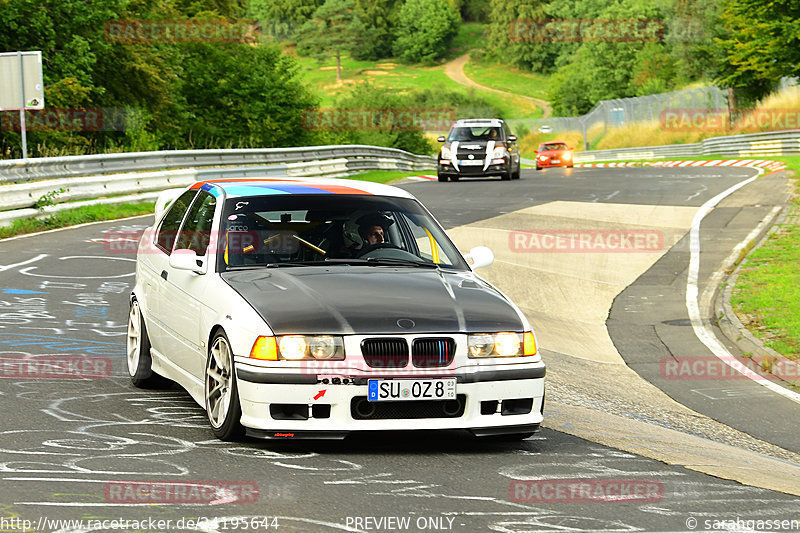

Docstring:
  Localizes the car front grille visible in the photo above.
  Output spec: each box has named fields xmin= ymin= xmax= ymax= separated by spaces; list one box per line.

xmin=361 ymin=338 xmax=408 ymax=368
xmin=412 ymin=338 xmax=455 ymax=368
xmin=350 ymin=395 xmax=466 ymax=420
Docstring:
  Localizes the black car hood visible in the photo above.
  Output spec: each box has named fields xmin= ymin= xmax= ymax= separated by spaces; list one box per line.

xmin=221 ymin=266 xmax=524 ymax=335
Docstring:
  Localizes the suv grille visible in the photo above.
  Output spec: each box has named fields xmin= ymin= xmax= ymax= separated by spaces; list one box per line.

xmin=412 ymin=338 xmax=455 ymax=368
xmin=361 ymin=338 xmax=408 ymax=368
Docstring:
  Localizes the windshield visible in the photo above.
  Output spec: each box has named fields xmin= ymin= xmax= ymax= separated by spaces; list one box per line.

xmin=448 ymin=126 xmax=502 ymax=142
xmin=217 ymin=194 xmax=470 ymax=272
xmin=542 ymin=143 xmax=568 ymax=151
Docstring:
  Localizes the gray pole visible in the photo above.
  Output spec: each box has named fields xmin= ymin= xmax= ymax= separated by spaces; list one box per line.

xmin=17 ymin=51 xmax=28 ymax=160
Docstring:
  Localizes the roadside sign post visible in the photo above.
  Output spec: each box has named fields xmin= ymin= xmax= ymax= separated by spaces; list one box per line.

xmin=0 ymin=51 xmax=45 ymax=159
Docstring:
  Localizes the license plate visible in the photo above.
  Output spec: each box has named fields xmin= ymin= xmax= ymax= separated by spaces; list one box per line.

xmin=551 ymin=159 xmax=561 ymax=163
xmin=459 ymin=160 xmax=484 ymax=166
xmin=368 ymin=378 xmax=456 ymax=402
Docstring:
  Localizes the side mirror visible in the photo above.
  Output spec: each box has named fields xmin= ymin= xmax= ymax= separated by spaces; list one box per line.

xmin=533 ymin=150 xmax=538 ymax=154
xmin=437 ymin=136 xmax=446 ymax=142
xmin=169 ymin=249 xmax=206 ymax=274
xmin=464 ymin=246 xmax=494 ymax=270
xmin=508 ymin=135 xmax=517 ymax=142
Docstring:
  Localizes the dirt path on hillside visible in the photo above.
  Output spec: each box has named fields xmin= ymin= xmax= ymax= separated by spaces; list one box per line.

xmin=444 ymin=53 xmax=552 ymax=118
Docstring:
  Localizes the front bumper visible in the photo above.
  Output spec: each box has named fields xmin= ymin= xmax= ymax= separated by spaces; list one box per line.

xmin=438 ymin=160 xmax=511 ymax=178
xmin=536 ymin=155 xmax=571 ymax=168
xmin=235 ymin=361 xmax=545 ymax=439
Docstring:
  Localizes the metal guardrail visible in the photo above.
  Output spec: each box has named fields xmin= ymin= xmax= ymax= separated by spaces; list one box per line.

xmin=574 ymin=129 xmax=800 ymax=163
xmin=0 ymin=145 xmax=435 ymax=227
xmin=0 ymin=144 xmax=435 ymax=184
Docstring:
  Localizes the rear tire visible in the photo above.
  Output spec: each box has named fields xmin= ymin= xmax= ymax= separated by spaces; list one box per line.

xmin=205 ymin=330 xmax=244 ymax=441
xmin=127 ymin=299 xmax=162 ymax=388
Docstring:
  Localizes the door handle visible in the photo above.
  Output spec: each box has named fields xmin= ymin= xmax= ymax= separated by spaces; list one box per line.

xmin=161 ymin=270 xmax=168 ymax=280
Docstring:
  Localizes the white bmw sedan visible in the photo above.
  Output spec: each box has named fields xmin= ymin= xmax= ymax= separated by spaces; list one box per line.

xmin=127 ymin=178 xmax=545 ymax=441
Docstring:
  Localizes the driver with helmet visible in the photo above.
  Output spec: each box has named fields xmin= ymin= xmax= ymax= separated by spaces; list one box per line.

xmin=342 ymin=212 xmax=394 ymax=256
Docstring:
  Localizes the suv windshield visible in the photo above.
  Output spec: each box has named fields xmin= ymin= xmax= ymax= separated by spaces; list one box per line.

xmin=217 ymin=194 xmax=470 ymax=272
xmin=448 ymin=126 xmax=502 ymax=142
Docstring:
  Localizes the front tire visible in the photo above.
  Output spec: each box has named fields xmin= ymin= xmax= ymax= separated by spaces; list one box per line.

xmin=437 ymin=173 xmax=447 ymax=182
xmin=127 ymin=299 xmax=160 ymax=388
xmin=205 ymin=331 xmax=244 ymax=441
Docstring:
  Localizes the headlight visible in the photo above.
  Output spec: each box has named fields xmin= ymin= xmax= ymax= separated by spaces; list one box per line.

xmin=538 ymin=155 xmax=547 ymax=161
xmin=563 ymin=151 xmax=572 ymax=160
xmin=468 ymin=331 xmax=537 ymax=358
xmin=492 ymin=146 xmax=508 ymax=158
xmin=440 ymin=146 xmax=453 ymax=159
xmin=250 ymin=335 xmax=344 ymax=361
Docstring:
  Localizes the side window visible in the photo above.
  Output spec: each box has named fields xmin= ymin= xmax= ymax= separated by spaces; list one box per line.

xmin=404 ymin=214 xmax=454 ymax=266
xmin=175 ymin=191 xmax=217 ymax=256
xmin=156 ymin=190 xmax=198 ymax=254
xmin=503 ymin=122 xmax=513 ymax=140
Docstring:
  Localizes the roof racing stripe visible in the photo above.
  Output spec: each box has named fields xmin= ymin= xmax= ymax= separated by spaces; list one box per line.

xmin=189 ymin=178 xmax=373 ymax=196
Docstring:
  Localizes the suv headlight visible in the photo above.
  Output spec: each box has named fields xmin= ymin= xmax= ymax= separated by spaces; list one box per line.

xmin=440 ymin=146 xmax=453 ymax=160
xmin=468 ymin=332 xmax=537 ymax=358
xmin=492 ymin=146 xmax=508 ymax=158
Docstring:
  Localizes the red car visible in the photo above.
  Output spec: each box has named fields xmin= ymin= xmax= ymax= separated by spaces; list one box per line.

xmin=534 ymin=142 xmax=574 ymax=170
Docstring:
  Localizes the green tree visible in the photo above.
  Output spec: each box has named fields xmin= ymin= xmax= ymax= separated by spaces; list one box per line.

xmin=393 ymin=0 xmax=461 ymax=64
xmin=296 ymin=0 xmax=358 ymax=81
xmin=179 ymin=41 xmax=318 ymax=148
xmin=545 ymin=0 xmax=671 ymax=115
xmin=249 ymin=0 xmax=324 ymax=41
xmin=349 ymin=0 xmax=400 ymax=60
xmin=486 ymin=0 xmax=558 ymax=72
xmin=714 ymin=0 xmax=800 ymax=102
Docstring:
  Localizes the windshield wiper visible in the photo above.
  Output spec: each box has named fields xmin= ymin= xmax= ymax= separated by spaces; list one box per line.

xmin=262 ymin=258 xmax=438 ymax=268
xmin=364 ymin=257 xmax=439 ymax=268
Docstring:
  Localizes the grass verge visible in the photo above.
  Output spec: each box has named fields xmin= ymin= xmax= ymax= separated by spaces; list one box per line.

xmin=346 ymin=170 xmax=430 ymax=184
xmin=0 ymin=202 xmax=156 ymax=240
xmin=730 ymin=159 xmax=800 ymax=361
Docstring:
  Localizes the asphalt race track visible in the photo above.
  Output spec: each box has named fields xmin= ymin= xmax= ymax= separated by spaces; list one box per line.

xmin=0 ymin=166 xmax=798 ymax=532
